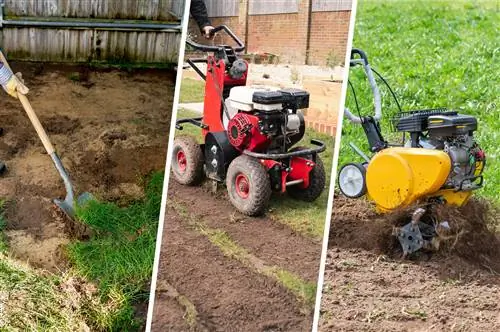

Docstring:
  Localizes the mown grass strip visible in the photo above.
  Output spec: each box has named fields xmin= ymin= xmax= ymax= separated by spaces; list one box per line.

xmin=171 ymin=199 xmax=317 ymax=308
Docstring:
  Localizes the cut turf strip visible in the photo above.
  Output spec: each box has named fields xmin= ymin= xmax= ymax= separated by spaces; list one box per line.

xmin=170 ymin=199 xmax=317 ymax=308
xmin=152 ymin=206 xmax=313 ymax=331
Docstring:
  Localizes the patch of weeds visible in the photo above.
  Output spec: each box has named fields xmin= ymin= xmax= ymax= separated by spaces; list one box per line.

xmin=326 ymin=50 xmax=342 ymax=69
xmin=0 ymin=258 xmax=104 ymax=330
xmin=337 ymin=259 xmax=359 ymax=269
xmin=402 ymin=307 xmax=427 ymax=320
xmin=68 ymin=72 xmax=81 ymax=82
xmin=196 ymin=225 xmax=249 ymax=259
xmin=290 ymin=66 xmax=300 ymax=83
xmin=441 ymin=277 xmax=461 ymax=286
xmin=364 ymin=309 xmax=387 ymax=323
xmin=66 ymin=172 xmax=164 ymax=330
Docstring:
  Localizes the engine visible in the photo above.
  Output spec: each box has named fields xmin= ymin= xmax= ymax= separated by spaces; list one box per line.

xmin=226 ymin=87 xmax=307 ymax=153
xmin=396 ymin=109 xmax=486 ymax=191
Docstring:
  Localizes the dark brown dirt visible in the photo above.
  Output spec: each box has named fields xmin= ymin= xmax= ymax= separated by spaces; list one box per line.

xmin=167 ymin=181 xmax=322 ymax=282
xmin=0 ymin=62 xmax=174 ymax=271
xmin=320 ymin=194 xmax=500 ymax=331
xmin=151 ymin=178 xmax=323 ymax=330
xmin=329 ymin=195 xmax=500 ymax=270
xmin=152 ymin=206 xmax=313 ymax=332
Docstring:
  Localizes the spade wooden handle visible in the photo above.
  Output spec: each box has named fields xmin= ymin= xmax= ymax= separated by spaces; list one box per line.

xmin=0 ymin=50 xmax=56 ymax=155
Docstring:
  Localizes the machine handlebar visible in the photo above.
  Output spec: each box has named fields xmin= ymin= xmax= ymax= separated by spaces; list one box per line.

xmin=344 ymin=48 xmax=382 ymax=124
xmin=350 ymin=48 xmax=369 ymax=65
xmin=186 ymin=25 xmax=245 ymax=53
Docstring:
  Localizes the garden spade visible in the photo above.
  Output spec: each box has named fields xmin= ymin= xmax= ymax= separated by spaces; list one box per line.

xmin=0 ymin=50 xmax=93 ymax=219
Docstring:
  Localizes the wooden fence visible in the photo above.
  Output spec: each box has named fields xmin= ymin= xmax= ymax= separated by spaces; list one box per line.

xmin=0 ymin=0 xmax=185 ymax=64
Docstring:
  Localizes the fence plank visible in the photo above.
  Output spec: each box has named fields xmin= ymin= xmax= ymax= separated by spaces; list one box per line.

xmin=206 ymin=0 xmax=239 ymax=17
xmin=2 ymin=27 xmax=180 ymax=63
xmin=249 ymin=0 xmax=299 ymax=15
xmin=312 ymin=0 xmax=353 ymax=12
xmin=4 ymin=0 xmax=183 ymax=21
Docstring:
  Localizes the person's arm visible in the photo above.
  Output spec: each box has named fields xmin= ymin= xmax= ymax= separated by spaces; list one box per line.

xmin=0 ymin=62 xmax=29 ymax=98
xmin=190 ymin=0 xmax=214 ymax=38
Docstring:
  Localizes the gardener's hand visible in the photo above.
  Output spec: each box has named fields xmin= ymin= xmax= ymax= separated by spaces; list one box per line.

xmin=0 ymin=64 xmax=29 ymax=98
xmin=202 ymin=25 xmax=215 ymax=39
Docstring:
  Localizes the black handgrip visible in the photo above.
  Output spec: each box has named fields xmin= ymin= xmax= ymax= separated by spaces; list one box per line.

xmin=186 ymin=25 xmax=246 ymax=53
xmin=186 ymin=39 xmax=221 ymax=52
xmin=351 ymin=48 xmax=369 ymax=64
xmin=210 ymin=25 xmax=245 ymax=52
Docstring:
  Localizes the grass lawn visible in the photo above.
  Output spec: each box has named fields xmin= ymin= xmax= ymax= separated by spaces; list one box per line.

xmin=174 ymin=106 xmax=334 ymax=239
xmin=66 ymin=173 xmax=164 ymax=330
xmin=341 ymin=0 xmax=499 ymax=204
xmin=179 ymin=78 xmax=206 ymax=103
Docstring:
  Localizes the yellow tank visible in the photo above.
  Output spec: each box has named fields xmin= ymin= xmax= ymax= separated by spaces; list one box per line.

xmin=365 ymin=147 xmax=468 ymax=212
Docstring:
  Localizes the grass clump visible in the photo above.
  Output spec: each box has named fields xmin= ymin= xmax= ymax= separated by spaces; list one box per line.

xmin=67 ymin=172 xmax=164 ymax=330
xmin=263 ymin=267 xmax=317 ymax=307
xmin=341 ymin=0 xmax=499 ymax=204
xmin=0 ymin=256 xmax=108 ymax=330
xmin=0 ymin=199 xmax=8 ymax=253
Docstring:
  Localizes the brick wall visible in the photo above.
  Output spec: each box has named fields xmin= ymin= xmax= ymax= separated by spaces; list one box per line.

xmin=309 ymin=10 xmax=351 ymax=66
xmin=247 ymin=13 xmax=308 ymax=63
xmin=187 ymin=1 xmax=351 ymax=65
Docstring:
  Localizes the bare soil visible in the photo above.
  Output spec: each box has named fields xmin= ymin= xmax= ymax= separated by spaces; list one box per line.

xmin=0 ymin=62 xmax=174 ymax=271
xmin=320 ymin=195 xmax=500 ymax=331
xmin=151 ymin=181 xmax=323 ymax=331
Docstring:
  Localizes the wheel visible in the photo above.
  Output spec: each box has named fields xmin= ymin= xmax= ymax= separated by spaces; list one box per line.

xmin=171 ymin=136 xmax=204 ymax=185
xmin=338 ymin=162 xmax=367 ymax=198
xmin=287 ymin=147 xmax=326 ymax=202
xmin=226 ymin=155 xmax=272 ymax=216
xmin=0 ymin=161 xmax=6 ymax=176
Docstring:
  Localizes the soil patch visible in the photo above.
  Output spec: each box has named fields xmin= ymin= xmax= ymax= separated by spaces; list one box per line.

xmin=321 ymin=194 xmax=500 ymax=331
xmin=167 ymin=181 xmax=322 ymax=282
xmin=330 ymin=194 xmax=500 ymax=272
xmin=0 ymin=62 xmax=174 ymax=272
xmin=42 ymin=116 xmax=82 ymax=135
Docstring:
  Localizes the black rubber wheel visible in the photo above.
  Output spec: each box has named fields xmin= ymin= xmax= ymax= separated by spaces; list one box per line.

xmin=338 ymin=162 xmax=367 ymax=198
xmin=226 ymin=155 xmax=272 ymax=216
xmin=171 ymin=136 xmax=204 ymax=185
xmin=287 ymin=147 xmax=326 ymax=202
xmin=0 ymin=161 xmax=6 ymax=176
